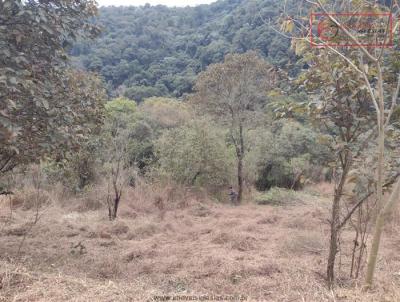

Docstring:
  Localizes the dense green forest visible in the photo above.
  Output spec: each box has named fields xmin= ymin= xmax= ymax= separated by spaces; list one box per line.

xmin=72 ymin=0 xmax=299 ymax=100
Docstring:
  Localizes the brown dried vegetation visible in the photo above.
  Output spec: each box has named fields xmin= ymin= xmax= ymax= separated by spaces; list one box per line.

xmin=0 ymin=183 xmax=399 ymax=301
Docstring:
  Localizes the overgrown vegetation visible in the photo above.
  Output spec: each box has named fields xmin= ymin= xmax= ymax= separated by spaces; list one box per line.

xmin=1 ymin=0 xmax=400 ymax=300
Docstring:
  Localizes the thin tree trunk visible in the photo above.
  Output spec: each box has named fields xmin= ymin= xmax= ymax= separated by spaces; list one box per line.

xmin=237 ymin=156 xmax=243 ymax=203
xmin=113 ymin=193 xmax=121 ymax=220
xmin=327 ymin=205 xmax=339 ymax=286
xmin=365 ymin=177 xmax=400 ymax=287
xmin=356 ymin=224 xmax=367 ymax=279
xmin=327 ymin=153 xmax=351 ymax=287
xmin=108 ymin=206 xmax=112 ymax=221
xmin=365 ymin=71 xmax=386 ymax=288
xmin=350 ymin=226 xmax=359 ymax=278
xmin=327 ymin=191 xmax=341 ymax=286
xmin=376 ymin=115 xmax=385 ymax=213
xmin=237 ymin=123 xmax=244 ymax=203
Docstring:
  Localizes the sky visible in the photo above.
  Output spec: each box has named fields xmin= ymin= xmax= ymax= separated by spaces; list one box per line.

xmin=97 ymin=0 xmax=215 ymax=7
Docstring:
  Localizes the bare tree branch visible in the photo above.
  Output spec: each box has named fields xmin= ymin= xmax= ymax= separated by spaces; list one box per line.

xmin=315 ymin=0 xmax=378 ymax=62
xmin=339 ymin=171 xmax=400 ymax=230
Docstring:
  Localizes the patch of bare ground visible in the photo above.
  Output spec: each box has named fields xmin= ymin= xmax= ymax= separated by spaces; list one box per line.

xmin=1 ymin=186 xmax=400 ymax=301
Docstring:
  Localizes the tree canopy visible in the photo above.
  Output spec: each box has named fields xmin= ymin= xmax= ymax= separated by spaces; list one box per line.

xmin=72 ymin=0 xmax=298 ymax=100
xmin=0 ymin=0 xmax=105 ymax=174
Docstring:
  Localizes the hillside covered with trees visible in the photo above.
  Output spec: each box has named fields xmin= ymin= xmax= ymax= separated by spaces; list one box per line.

xmin=72 ymin=0 xmax=299 ymax=100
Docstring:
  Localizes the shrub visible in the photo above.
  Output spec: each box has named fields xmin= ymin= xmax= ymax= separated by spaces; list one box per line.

xmin=247 ymin=120 xmax=332 ymax=190
xmin=43 ymin=140 xmax=100 ymax=193
xmin=155 ymin=118 xmax=235 ymax=189
xmin=255 ymin=187 xmax=300 ymax=206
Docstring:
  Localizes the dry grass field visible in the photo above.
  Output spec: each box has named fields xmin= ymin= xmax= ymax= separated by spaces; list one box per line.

xmin=0 ymin=183 xmax=400 ymax=302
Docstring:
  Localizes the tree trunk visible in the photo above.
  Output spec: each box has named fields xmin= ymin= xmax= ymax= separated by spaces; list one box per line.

xmin=376 ymin=109 xmax=385 ymax=213
xmin=327 ymin=221 xmax=339 ymax=285
xmin=237 ymin=123 xmax=244 ymax=203
xmin=108 ymin=206 xmax=113 ymax=221
xmin=327 ymin=153 xmax=351 ymax=287
xmin=327 ymin=194 xmax=340 ymax=286
xmin=365 ymin=177 xmax=400 ymax=288
xmin=108 ymin=180 xmax=122 ymax=221
xmin=112 ymin=181 xmax=122 ymax=220
xmin=112 ymin=195 xmax=121 ymax=220
xmin=365 ymin=74 xmax=386 ymax=288
xmin=237 ymin=156 xmax=243 ymax=203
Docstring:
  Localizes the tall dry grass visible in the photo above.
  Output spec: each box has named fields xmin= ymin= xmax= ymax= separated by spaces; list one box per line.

xmin=1 ymin=169 xmax=400 ymax=301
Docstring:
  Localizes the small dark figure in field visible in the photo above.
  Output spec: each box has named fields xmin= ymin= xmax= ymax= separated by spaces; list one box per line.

xmin=228 ymin=186 xmax=238 ymax=205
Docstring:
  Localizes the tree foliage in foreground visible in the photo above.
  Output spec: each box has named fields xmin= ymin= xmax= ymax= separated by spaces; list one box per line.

xmin=0 ymin=0 xmax=103 ymax=174
xmin=283 ymin=0 xmax=400 ymax=287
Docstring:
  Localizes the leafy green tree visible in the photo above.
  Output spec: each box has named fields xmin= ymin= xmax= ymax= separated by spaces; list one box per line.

xmin=105 ymin=97 xmax=137 ymax=127
xmin=103 ymin=97 xmax=139 ymax=165
xmin=103 ymin=96 xmax=192 ymax=176
xmin=192 ymin=51 xmax=277 ymax=203
xmin=102 ymin=97 xmax=139 ymax=219
xmin=298 ymin=50 xmax=379 ymax=285
xmin=41 ymin=70 xmax=106 ymax=193
xmin=0 ymin=0 xmax=101 ymax=174
xmin=283 ymin=0 xmax=400 ymax=287
xmin=133 ymin=97 xmax=191 ymax=172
